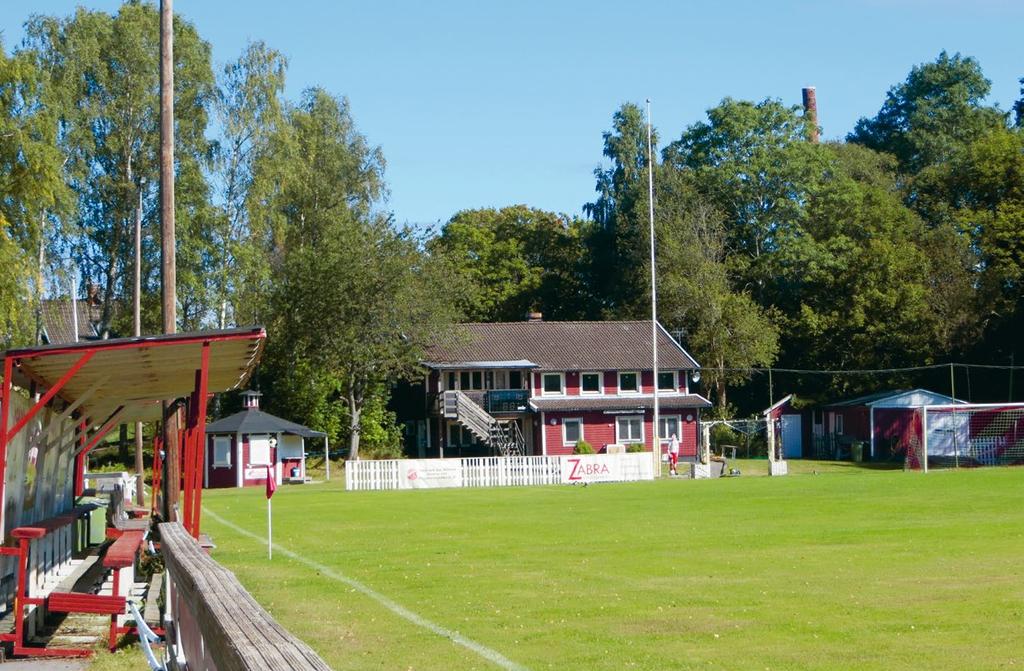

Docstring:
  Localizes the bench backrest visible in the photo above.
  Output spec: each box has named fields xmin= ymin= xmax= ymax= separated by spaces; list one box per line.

xmin=159 ymin=522 xmax=332 ymax=670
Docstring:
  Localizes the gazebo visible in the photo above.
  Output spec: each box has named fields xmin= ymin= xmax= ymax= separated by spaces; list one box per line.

xmin=204 ymin=391 xmax=325 ymax=489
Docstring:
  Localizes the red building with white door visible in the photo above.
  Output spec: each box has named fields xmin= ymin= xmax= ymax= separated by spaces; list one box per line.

xmin=204 ymin=391 xmax=325 ymax=488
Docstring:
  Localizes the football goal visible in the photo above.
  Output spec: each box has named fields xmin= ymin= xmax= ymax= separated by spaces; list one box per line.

xmin=922 ymin=403 xmax=1024 ymax=470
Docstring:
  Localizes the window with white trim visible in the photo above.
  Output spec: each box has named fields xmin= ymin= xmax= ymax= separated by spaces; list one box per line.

xmin=581 ymin=372 xmax=602 ymax=394
xmin=249 ymin=435 xmax=271 ymax=465
xmin=835 ymin=414 xmax=844 ymax=435
xmin=657 ymin=371 xmax=677 ymax=391
xmin=616 ymin=415 xmax=644 ymax=443
xmin=658 ymin=415 xmax=681 ymax=440
xmin=618 ymin=371 xmax=639 ymax=394
xmin=542 ymin=372 xmax=564 ymax=395
xmin=563 ymin=418 xmax=583 ymax=446
xmin=213 ymin=436 xmax=232 ymax=467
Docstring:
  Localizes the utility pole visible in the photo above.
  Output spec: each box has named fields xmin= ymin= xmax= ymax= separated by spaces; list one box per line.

xmin=160 ymin=0 xmax=180 ymax=521
xmin=135 ymin=185 xmax=145 ymax=506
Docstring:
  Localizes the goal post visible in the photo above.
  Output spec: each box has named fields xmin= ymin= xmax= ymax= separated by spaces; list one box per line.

xmin=920 ymin=402 xmax=1024 ymax=469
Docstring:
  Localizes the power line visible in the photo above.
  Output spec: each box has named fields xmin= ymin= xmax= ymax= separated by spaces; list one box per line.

xmin=707 ymin=363 xmax=1024 ymax=375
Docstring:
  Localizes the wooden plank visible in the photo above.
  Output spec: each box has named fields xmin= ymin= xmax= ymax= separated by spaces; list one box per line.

xmin=103 ymin=530 xmax=145 ymax=569
xmin=159 ymin=522 xmax=331 ymax=671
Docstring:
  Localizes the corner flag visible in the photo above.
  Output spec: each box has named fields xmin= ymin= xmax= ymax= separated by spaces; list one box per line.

xmin=266 ymin=464 xmax=277 ymax=499
xmin=266 ymin=464 xmax=276 ymax=560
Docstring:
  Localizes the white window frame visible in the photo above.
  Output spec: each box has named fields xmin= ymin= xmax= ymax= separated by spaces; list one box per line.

xmin=657 ymin=370 xmax=678 ymax=392
xmin=213 ymin=436 xmax=232 ymax=467
xmin=249 ymin=434 xmax=271 ymax=465
xmin=563 ymin=418 xmax=583 ymax=446
xmin=618 ymin=371 xmax=640 ymax=394
xmin=580 ymin=372 xmax=603 ymax=395
xmin=616 ymin=415 xmax=644 ymax=443
xmin=658 ymin=415 xmax=682 ymax=440
xmin=541 ymin=372 xmax=565 ymax=396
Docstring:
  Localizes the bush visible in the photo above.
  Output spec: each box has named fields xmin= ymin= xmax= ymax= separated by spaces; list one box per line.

xmin=626 ymin=443 xmax=644 ymax=453
xmin=573 ymin=439 xmax=595 ymax=454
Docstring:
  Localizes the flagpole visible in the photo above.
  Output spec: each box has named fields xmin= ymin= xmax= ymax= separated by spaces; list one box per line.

xmin=646 ymin=98 xmax=660 ymax=479
xmin=268 ymin=497 xmax=272 ymax=560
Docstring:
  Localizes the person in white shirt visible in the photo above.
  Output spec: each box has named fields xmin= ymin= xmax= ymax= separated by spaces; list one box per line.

xmin=668 ymin=433 xmax=680 ymax=476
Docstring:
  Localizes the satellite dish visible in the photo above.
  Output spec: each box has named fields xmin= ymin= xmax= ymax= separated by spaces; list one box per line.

xmin=691 ymin=370 xmax=701 ymax=383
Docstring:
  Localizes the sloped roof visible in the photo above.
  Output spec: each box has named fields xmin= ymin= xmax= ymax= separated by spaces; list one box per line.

xmin=4 ymin=327 xmax=265 ymax=424
xmin=530 ymin=394 xmax=711 ymax=413
xmin=825 ymin=388 xmax=964 ymax=408
xmin=205 ymin=408 xmax=325 ymax=438
xmin=425 ymin=321 xmax=699 ymax=372
xmin=40 ymin=299 xmax=108 ymax=344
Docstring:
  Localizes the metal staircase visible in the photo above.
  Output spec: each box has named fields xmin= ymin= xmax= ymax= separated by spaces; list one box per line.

xmin=443 ymin=391 xmax=525 ymax=456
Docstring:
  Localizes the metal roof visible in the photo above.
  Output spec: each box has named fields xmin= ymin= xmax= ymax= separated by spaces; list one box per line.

xmin=205 ymin=408 xmax=325 ymax=438
xmin=3 ymin=327 xmax=265 ymax=425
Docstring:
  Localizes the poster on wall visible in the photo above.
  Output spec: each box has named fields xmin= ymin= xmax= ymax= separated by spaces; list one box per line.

xmin=400 ymin=459 xmax=463 ymax=489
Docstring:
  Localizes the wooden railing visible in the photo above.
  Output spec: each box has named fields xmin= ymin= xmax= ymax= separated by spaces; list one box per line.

xmin=159 ymin=522 xmax=332 ymax=670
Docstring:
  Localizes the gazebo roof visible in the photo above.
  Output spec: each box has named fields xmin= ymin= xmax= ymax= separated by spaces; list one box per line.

xmin=205 ymin=408 xmax=325 ymax=439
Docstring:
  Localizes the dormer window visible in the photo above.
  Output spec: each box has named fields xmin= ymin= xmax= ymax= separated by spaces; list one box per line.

xmin=542 ymin=373 xmax=565 ymax=395
xmin=618 ymin=371 xmax=639 ymax=394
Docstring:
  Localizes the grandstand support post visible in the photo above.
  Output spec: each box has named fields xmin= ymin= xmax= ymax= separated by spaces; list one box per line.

xmin=6 ymin=351 xmax=94 ymax=444
xmin=0 ymin=356 xmax=12 ymax=535
xmin=921 ymin=406 xmax=929 ymax=473
xmin=190 ymin=342 xmax=210 ymax=538
xmin=79 ymin=406 xmax=128 ymax=456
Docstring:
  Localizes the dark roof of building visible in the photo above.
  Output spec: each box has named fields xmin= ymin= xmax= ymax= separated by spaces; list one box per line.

xmin=40 ymin=298 xmax=108 ymax=344
xmin=205 ymin=408 xmax=326 ymax=438
xmin=424 ymin=321 xmax=699 ymax=372
xmin=529 ymin=394 xmax=712 ymax=413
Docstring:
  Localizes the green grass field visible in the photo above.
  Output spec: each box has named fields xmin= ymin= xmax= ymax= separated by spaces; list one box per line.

xmin=187 ymin=464 xmax=1023 ymax=671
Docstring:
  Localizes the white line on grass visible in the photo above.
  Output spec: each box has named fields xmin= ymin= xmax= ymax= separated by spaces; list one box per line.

xmin=202 ymin=507 xmax=529 ymax=671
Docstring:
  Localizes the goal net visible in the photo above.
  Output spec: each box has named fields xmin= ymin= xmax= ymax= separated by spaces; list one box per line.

xmin=923 ymin=403 xmax=1024 ymax=469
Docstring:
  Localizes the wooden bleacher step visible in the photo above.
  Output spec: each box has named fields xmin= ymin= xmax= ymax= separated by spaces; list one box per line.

xmin=143 ymin=572 xmax=163 ymax=627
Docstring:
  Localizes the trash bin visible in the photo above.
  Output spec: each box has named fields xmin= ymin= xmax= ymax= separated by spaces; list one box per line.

xmin=290 ymin=467 xmax=300 ymax=479
xmin=851 ymin=441 xmax=864 ymax=463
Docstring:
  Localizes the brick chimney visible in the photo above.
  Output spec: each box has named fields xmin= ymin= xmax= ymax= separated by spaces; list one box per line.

xmin=802 ymin=87 xmax=819 ymax=143
xmin=526 ymin=312 xmax=543 ymax=323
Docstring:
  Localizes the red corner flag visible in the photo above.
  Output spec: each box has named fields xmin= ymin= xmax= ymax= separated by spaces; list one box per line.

xmin=266 ymin=464 xmax=277 ymax=499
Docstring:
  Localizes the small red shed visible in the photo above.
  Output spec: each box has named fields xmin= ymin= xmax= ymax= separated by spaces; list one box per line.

xmin=204 ymin=391 xmax=325 ymax=489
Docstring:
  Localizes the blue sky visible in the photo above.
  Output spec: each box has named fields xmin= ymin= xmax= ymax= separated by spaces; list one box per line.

xmin=3 ymin=1 xmax=1023 ymax=227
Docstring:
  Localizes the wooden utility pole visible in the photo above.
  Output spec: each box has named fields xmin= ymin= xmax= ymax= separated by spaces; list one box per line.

xmin=134 ymin=186 xmax=145 ymax=506
xmin=160 ymin=0 xmax=180 ymax=521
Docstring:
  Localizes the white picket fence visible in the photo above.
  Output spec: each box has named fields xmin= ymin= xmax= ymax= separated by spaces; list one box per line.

xmin=345 ymin=453 xmax=655 ymax=492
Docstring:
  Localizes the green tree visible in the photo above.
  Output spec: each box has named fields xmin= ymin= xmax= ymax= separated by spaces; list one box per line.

xmin=429 ymin=205 xmax=593 ymax=321
xmin=24 ymin=3 xmax=217 ymax=333
xmin=848 ymin=51 xmax=1005 ymax=174
xmin=250 ymin=88 xmax=459 ymax=459
xmin=770 ymin=144 xmax=972 ymax=395
xmin=661 ymin=97 xmax=821 ymax=296
xmin=584 ymin=102 xmax=656 ymax=317
xmin=212 ymin=40 xmax=287 ymax=327
xmin=654 ymin=174 xmax=779 ymax=410
xmin=1014 ymin=77 xmax=1024 ymax=128
xmin=0 ymin=39 xmax=72 ymax=345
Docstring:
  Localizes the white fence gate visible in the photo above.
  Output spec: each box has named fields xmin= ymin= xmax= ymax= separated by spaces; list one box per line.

xmin=345 ymin=453 xmax=656 ymax=492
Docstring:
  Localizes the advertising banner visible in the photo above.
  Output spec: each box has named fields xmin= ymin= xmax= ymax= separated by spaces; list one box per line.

xmin=400 ymin=459 xmax=464 ymax=489
xmin=560 ymin=453 xmax=652 ymax=484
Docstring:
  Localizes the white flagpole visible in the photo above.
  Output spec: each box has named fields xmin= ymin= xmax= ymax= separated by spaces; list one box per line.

xmin=647 ymin=98 xmax=661 ymax=478
xmin=268 ymin=496 xmax=272 ymax=560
